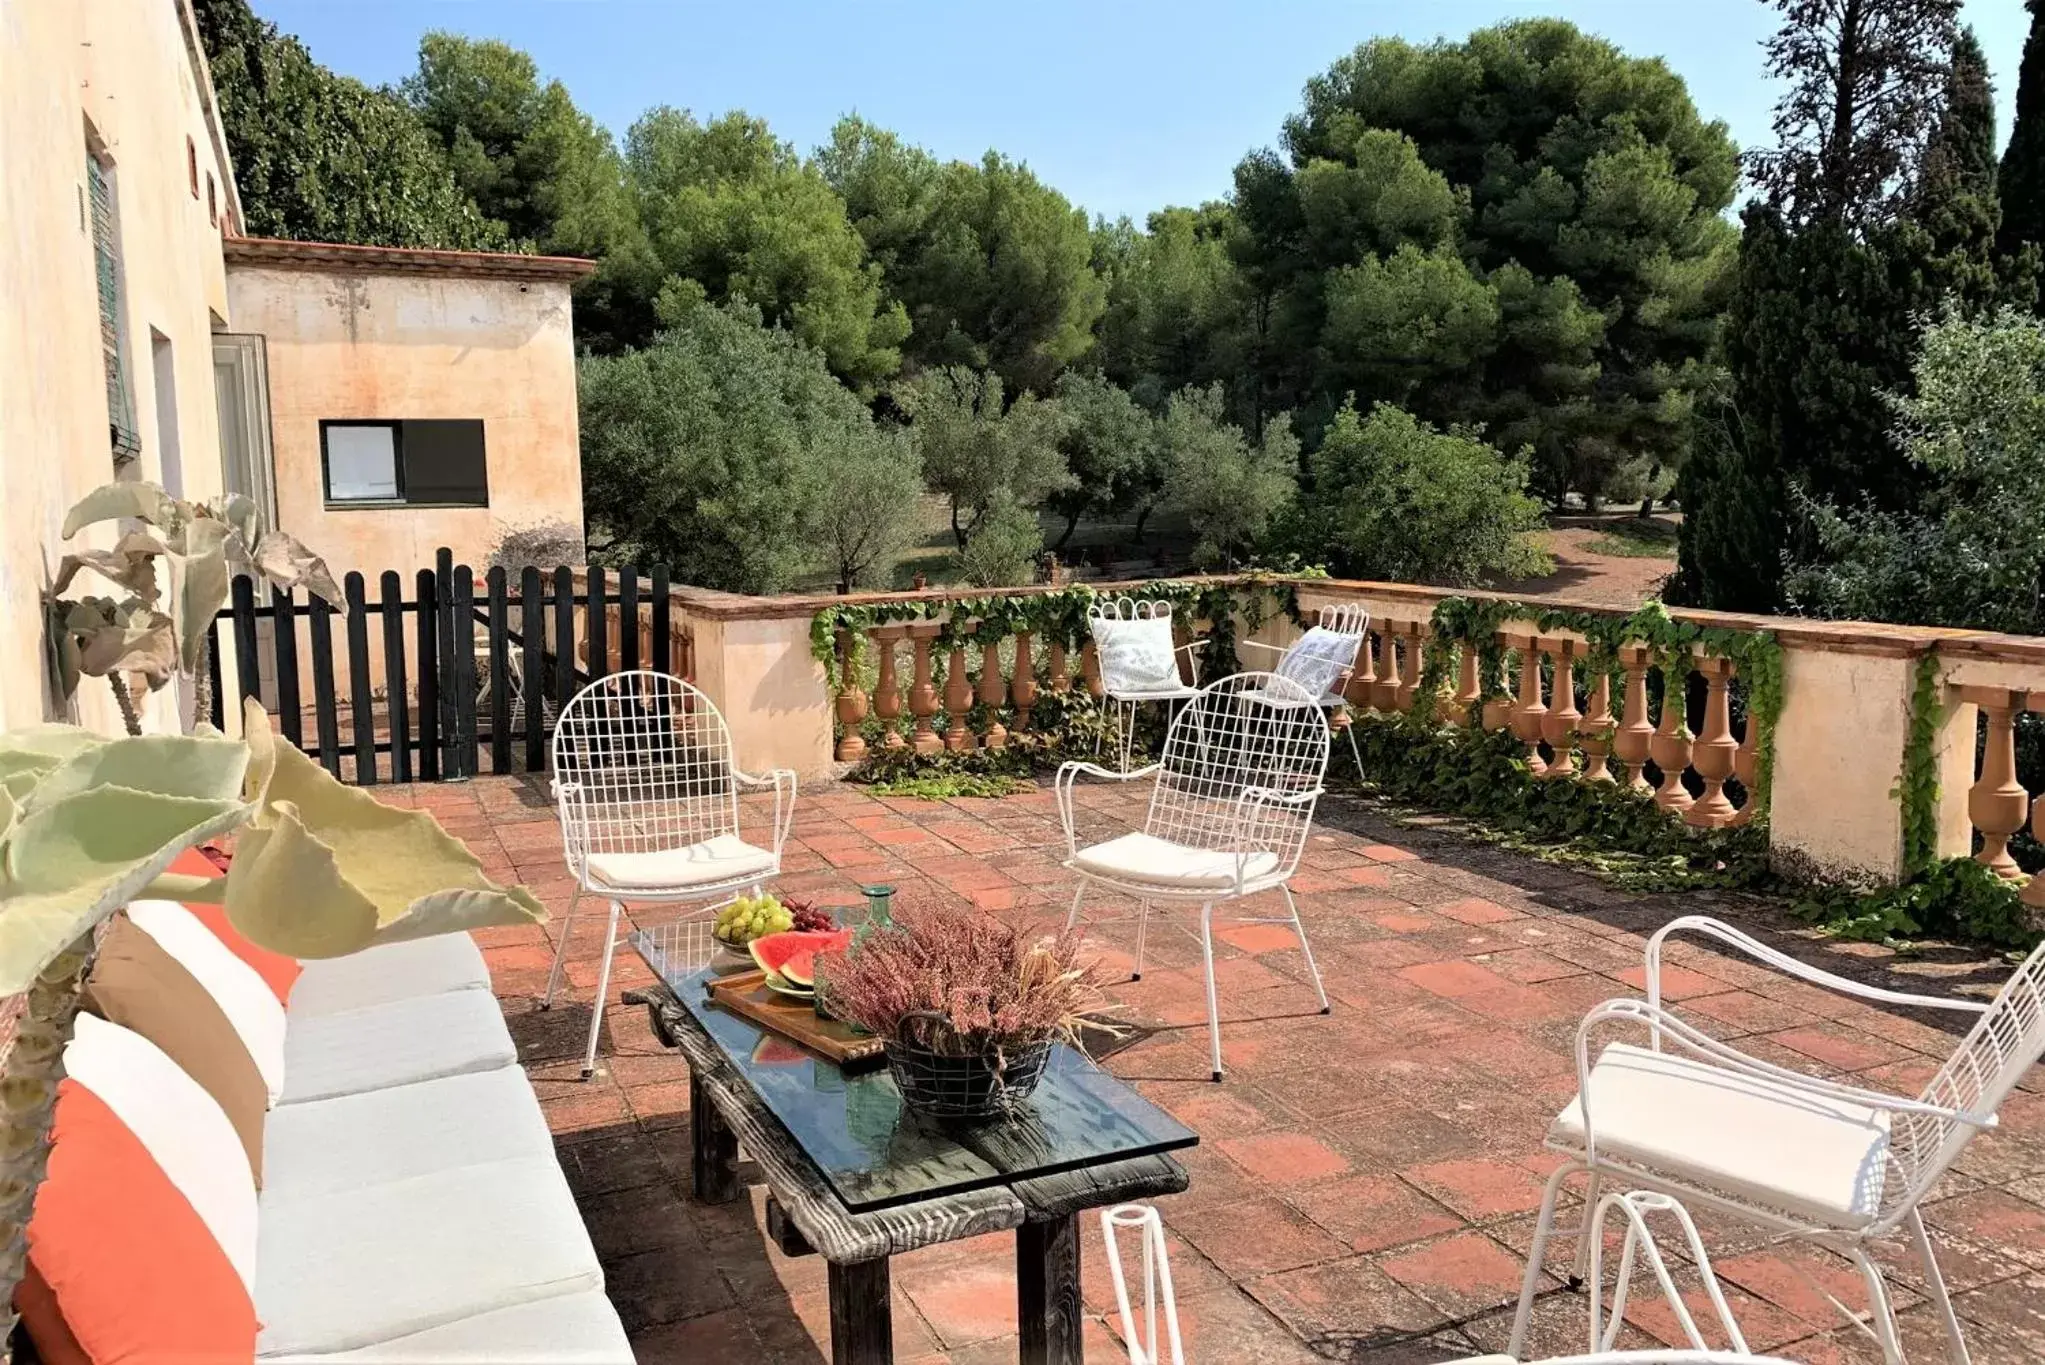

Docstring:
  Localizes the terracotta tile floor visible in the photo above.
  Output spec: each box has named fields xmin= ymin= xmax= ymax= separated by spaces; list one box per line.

xmin=400 ymin=774 xmax=2045 ymax=1363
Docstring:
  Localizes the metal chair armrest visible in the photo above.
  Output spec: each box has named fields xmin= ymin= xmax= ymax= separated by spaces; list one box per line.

xmin=1056 ymin=759 xmax=1160 ymax=856
xmin=734 ymin=766 xmax=798 ymax=855
xmin=1645 ymin=915 xmax=1992 ymax=1022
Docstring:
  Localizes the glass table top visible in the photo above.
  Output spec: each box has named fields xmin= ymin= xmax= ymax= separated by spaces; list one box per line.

xmin=632 ymin=928 xmax=1197 ymax=1213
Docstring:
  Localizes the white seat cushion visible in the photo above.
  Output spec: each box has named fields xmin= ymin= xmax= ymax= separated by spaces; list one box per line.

xmin=287 ymin=934 xmax=490 ymax=1018
xmin=262 ymin=1065 xmax=554 ymax=1203
xmin=1550 ymin=1041 xmax=1893 ymax=1228
xmin=1070 ymin=831 xmax=1279 ymax=890
xmin=585 ymin=833 xmax=775 ymax=891
xmin=260 ymin=1291 xmax=633 ymax=1363
xmin=277 ymin=989 xmax=514 ymax=1105
xmin=254 ymin=1157 xmax=604 ymax=1357
xmin=127 ymin=899 xmax=289 ymax=1103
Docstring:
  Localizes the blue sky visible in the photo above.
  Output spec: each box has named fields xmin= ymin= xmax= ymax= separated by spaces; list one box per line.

xmin=254 ymin=0 xmax=2033 ymax=224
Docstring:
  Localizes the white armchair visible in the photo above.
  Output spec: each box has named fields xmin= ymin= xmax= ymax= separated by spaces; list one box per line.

xmin=1236 ymin=602 xmax=1372 ymax=775
xmin=1059 ymin=671 xmax=1331 ymax=1080
xmin=1088 ymin=597 xmax=1207 ymax=771
xmin=544 ymin=670 xmax=796 ymax=1078
xmin=1509 ymin=915 xmax=2045 ymax=1365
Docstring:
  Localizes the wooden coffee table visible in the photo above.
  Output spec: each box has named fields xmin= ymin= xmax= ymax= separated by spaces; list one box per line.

xmin=627 ymin=927 xmax=1195 ymax=1365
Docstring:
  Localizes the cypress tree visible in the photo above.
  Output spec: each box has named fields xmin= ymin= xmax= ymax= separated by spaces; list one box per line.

xmin=2001 ymin=0 xmax=2045 ymax=255
xmin=1922 ymin=28 xmax=1997 ymax=198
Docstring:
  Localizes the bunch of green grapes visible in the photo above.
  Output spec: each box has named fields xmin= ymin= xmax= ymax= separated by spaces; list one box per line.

xmin=714 ymin=892 xmax=793 ymax=944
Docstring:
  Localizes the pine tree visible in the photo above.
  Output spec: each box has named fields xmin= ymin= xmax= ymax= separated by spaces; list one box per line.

xmin=1922 ymin=28 xmax=1998 ymax=198
xmin=2000 ymin=0 xmax=2045 ymax=255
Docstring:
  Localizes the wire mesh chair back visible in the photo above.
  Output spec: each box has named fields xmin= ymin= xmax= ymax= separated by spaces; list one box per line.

xmin=1308 ymin=602 xmax=1371 ymax=637
xmin=550 ymin=670 xmax=736 ymax=870
xmin=1894 ymin=937 xmax=2045 ymax=1216
xmin=1145 ymin=671 xmax=1329 ymax=873
xmin=1089 ymin=596 xmax=1173 ymax=624
xmin=1272 ymin=603 xmax=1371 ymax=699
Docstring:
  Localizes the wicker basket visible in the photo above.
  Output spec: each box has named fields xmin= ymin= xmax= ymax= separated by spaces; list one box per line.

xmin=883 ymin=1027 xmax=1053 ymax=1120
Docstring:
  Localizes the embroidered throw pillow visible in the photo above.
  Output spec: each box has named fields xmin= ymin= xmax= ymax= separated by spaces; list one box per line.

xmin=1090 ymin=614 xmax=1183 ymax=695
xmin=1276 ymin=626 xmax=1361 ymax=701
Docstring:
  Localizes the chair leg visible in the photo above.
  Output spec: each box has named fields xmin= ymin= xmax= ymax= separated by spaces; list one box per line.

xmin=1570 ymin=1171 xmax=1604 ymax=1286
xmin=1279 ymin=885 xmax=1329 ymax=1014
xmin=1065 ymin=882 xmax=1087 ymax=931
xmin=540 ymin=885 xmax=583 ymax=1009
xmin=581 ymin=899 xmax=623 ymax=1081
xmin=1132 ymin=899 xmax=1150 ymax=981
xmin=1345 ymin=715 xmax=1365 ymax=780
xmin=1908 ymin=1209 xmax=1973 ymax=1365
xmin=1198 ymin=901 xmax=1223 ymax=1082
xmin=1510 ymin=1163 xmax=1576 ymax=1359
xmin=1850 ymin=1248 xmax=1906 ymax=1365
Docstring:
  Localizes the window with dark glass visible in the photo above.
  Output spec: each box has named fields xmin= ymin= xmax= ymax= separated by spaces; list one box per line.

xmin=320 ymin=420 xmax=488 ymax=507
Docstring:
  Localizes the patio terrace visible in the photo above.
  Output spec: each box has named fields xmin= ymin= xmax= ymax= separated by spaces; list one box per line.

xmin=411 ymin=773 xmax=2045 ymax=1364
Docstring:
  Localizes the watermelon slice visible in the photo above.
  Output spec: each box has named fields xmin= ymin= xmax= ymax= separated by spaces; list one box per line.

xmin=749 ymin=928 xmax=854 ymax=988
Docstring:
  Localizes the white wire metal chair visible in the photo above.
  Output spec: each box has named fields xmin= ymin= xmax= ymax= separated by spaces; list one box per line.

xmin=1235 ymin=602 xmax=1371 ymax=776
xmin=1088 ymin=597 xmax=1207 ymax=772
xmin=1509 ymin=914 xmax=2045 ymax=1365
xmin=543 ymin=670 xmax=796 ymax=1078
xmin=1101 ymin=1203 xmax=1184 ymax=1365
xmin=1059 ymin=671 xmax=1331 ymax=1080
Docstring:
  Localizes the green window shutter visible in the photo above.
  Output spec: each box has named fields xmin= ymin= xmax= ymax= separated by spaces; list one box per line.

xmin=87 ymin=156 xmax=140 ymax=467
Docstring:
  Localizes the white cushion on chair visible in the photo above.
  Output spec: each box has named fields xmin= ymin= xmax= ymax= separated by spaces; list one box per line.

xmin=262 ymin=1291 xmax=633 ymax=1363
xmin=286 ymin=934 xmax=490 ymax=1017
xmin=277 ymin=989 xmax=515 ymax=1105
xmin=1071 ymin=832 xmax=1278 ymax=890
xmin=253 ymin=1157 xmax=603 ymax=1356
xmin=585 ymin=834 xmax=776 ymax=891
xmin=1549 ymin=1041 xmax=1893 ymax=1228
xmin=1090 ymin=615 xmax=1186 ymax=696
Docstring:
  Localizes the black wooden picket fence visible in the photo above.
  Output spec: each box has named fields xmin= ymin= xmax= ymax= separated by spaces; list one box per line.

xmin=210 ymin=549 xmax=688 ymax=785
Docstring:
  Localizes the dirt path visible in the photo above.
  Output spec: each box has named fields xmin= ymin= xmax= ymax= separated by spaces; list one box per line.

xmin=1492 ymin=511 xmax=1680 ymax=608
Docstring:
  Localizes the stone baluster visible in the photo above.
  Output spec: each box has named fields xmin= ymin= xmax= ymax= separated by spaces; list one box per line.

xmin=1506 ymin=632 xmax=1549 ymax=774
xmin=977 ymin=628 xmax=1009 ymax=749
xmin=943 ymin=625 xmax=974 ymax=752
xmin=1962 ymin=686 xmax=2028 ymax=878
xmin=1374 ymin=624 xmax=1405 ymax=713
xmin=1481 ymin=637 xmax=1515 ymax=732
xmin=1047 ymin=639 xmax=1071 ymax=694
xmin=1540 ymin=639 xmax=1582 ymax=778
xmin=1686 ymin=656 xmax=1739 ymax=828
xmin=1451 ymin=643 xmax=1482 ymax=726
xmin=1650 ymin=656 xmax=1695 ymax=814
xmin=1612 ymin=645 xmax=1655 ymax=790
xmin=1082 ymin=640 xmax=1105 ymax=699
xmin=833 ymin=628 xmax=869 ymax=762
xmin=1580 ymin=668 xmax=1616 ymax=782
xmin=871 ymin=624 xmax=905 ymax=750
xmin=906 ymin=621 xmax=942 ymax=755
xmin=1011 ymin=630 xmax=1038 ymax=735
xmin=1345 ymin=629 xmax=1378 ymax=716
xmin=1396 ymin=623 xmax=1424 ymax=711
xmin=2024 ymin=694 xmax=2045 ymax=912
xmin=1729 ymin=697 xmax=1763 ymax=826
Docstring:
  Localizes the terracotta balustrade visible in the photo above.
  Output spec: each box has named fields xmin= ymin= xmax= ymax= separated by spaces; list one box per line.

xmin=1505 ymin=633 xmax=1549 ymax=773
xmin=1686 ymin=657 xmax=1739 ymax=828
xmin=1451 ymin=643 xmax=1482 ymax=725
xmin=943 ymin=627 xmax=974 ymax=752
xmin=1082 ymin=640 xmax=1105 ymax=699
xmin=906 ymin=621 xmax=943 ymax=755
xmin=1580 ymin=668 xmax=1615 ymax=783
xmin=1612 ymin=646 xmax=1655 ymax=790
xmin=1649 ymin=659 xmax=1695 ymax=814
xmin=1540 ymin=639 xmax=1582 ymax=778
xmin=1729 ymin=700 xmax=1762 ymax=826
xmin=977 ymin=630 xmax=1008 ymax=749
xmin=2024 ymin=695 xmax=2045 ymax=912
xmin=1345 ymin=630 xmax=1379 ymax=716
xmin=871 ymin=624 xmax=906 ymax=750
xmin=1374 ymin=624 xmax=1406 ymax=713
xmin=1047 ymin=639 xmax=1071 ymax=694
xmin=833 ymin=628 xmax=869 ymax=762
xmin=1011 ymin=630 xmax=1038 ymax=732
xmin=1395 ymin=622 xmax=1424 ymax=711
xmin=1481 ymin=640 xmax=1515 ymax=732
xmin=1961 ymin=685 xmax=2029 ymax=878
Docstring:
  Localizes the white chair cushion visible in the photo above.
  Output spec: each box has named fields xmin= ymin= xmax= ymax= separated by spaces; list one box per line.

xmin=286 ymin=933 xmax=490 ymax=1018
xmin=1276 ymin=625 xmax=1360 ymax=700
xmin=262 ymin=1065 xmax=554 ymax=1204
xmin=1070 ymin=831 xmax=1279 ymax=890
xmin=1550 ymin=1041 xmax=1892 ymax=1228
xmin=260 ymin=1291 xmax=633 ymax=1363
xmin=1090 ymin=614 xmax=1186 ymax=696
xmin=277 ymin=989 xmax=515 ymax=1105
xmin=585 ymin=833 xmax=776 ymax=891
xmin=64 ymin=1014 xmax=259 ymax=1294
xmin=253 ymin=1157 xmax=604 ymax=1357
xmin=127 ymin=898 xmax=289 ymax=1103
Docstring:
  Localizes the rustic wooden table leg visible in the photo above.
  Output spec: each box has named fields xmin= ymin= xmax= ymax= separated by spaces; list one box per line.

xmin=690 ymin=1074 xmax=741 ymax=1204
xmin=827 ymin=1256 xmax=893 ymax=1365
xmin=1016 ymin=1214 xmax=1082 ymax=1365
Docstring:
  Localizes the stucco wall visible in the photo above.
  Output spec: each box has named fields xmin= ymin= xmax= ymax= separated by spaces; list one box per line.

xmin=224 ymin=265 xmax=585 ymax=583
xmin=0 ymin=0 xmax=235 ymax=733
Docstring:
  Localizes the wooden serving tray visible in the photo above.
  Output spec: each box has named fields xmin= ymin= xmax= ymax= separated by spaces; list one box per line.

xmin=704 ymin=969 xmax=885 ymax=1067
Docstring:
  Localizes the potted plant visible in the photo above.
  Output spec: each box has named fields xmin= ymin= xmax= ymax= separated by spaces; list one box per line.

xmin=818 ymin=900 xmax=1110 ymax=1120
